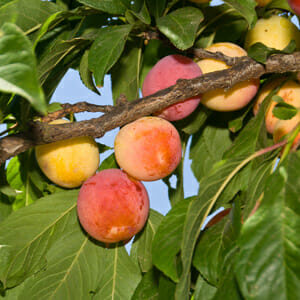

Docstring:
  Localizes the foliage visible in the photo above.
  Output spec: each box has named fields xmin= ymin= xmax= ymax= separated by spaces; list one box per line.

xmin=0 ymin=0 xmax=299 ymax=299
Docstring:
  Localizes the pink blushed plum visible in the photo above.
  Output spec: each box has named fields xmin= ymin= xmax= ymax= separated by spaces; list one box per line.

xmin=142 ymin=54 xmax=202 ymax=121
xmin=77 ymin=169 xmax=149 ymax=244
xmin=114 ymin=117 xmax=182 ymax=181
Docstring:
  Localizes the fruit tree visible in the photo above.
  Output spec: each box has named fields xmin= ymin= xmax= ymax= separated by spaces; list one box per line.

xmin=0 ymin=0 xmax=300 ymax=299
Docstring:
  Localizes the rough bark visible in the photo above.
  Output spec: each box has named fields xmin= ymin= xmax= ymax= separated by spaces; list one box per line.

xmin=1 ymin=51 xmax=300 ymax=165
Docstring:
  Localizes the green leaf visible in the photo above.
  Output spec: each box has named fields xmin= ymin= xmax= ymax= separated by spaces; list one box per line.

xmin=158 ymin=274 xmax=176 ymax=300
xmin=98 ymin=153 xmax=119 ymax=171
xmin=46 ymin=102 xmax=62 ymax=113
xmin=193 ymin=213 xmax=238 ymax=287
xmin=111 ymin=41 xmax=142 ymax=103
xmin=129 ymin=0 xmax=151 ymax=25
xmin=190 ymin=123 xmax=232 ymax=182
xmin=175 ymin=105 xmax=211 ymax=135
xmin=0 ymin=23 xmax=46 ymax=114
xmin=20 ymin=211 xmax=105 ymax=300
xmin=176 ymin=156 xmax=246 ymax=300
xmin=248 ymin=40 xmax=296 ymax=64
xmin=157 ymin=7 xmax=204 ymax=50
xmin=242 ymin=153 xmax=277 ymax=220
xmin=0 ymin=195 xmax=12 ymax=224
xmin=89 ymin=24 xmax=133 ymax=86
xmin=267 ymin=0 xmax=293 ymax=11
xmin=0 ymin=190 xmax=78 ymax=288
xmin=193 ymin=275 xmax=217 ymax=300
xmin=132 ymin=268 xmax=159 ymax=300
xmin=235 ymin=153 xmax=300 ymax=300
xmin=146 ymin=0 xmax=166 ymax=19
xmin=93 ymin=246 xmax=141 ymax=300
xmin=0 ymin=0 xmax=60 ymax=35
xmin=272 ymin=102 xmax=298 ymax=120
xmin=6 ymin=153 xmax=42 ymax=210
xmin=131 ymin=210 xmax=163 ymax=273
xmin=152 ymin=197 xmax=193 ymax=282
xmin=79 ymin=50 xmax=100 ymax=95
xmin=77 ymin=0 xmax=130 ymax=14
xmin=223 ymin=0 xmax=257 ymax=28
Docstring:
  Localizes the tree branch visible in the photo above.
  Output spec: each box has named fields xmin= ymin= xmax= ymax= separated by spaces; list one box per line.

xmin=1 ymin=52 xmax=300 ymax=165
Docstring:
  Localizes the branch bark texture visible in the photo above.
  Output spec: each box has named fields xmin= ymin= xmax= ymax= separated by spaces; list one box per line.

xmin=1 ymin=51 xmax=300 ymax=165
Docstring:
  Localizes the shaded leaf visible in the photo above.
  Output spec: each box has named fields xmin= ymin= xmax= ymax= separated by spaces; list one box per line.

xmin=111 ymin=41 xmax=142 ymax=103
xmin=146 ymin=0 xmax=166 ymax=19
xmin=248 ymin=40 xmax=296 ymax=64
xmin=79 ymin=50 xmax=100 ymax=95
xmin=77 ymin=0 xmax=130 ymax=14
xmin=152 ymin=197 xmax=193 ymax=282
xmin=223 ymin=0 xmax=257 ymax=27
xmin=89 ymin=24 xmax=132 ymax=86
xmin=132 ymin=268 xmax=159 ymax=300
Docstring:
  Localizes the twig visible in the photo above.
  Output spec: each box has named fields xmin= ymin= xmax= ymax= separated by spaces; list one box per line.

xmin=41 ymin=102 xmax=113 ymax=122
xmin=1 ymin=52 xmax=300 ymax=165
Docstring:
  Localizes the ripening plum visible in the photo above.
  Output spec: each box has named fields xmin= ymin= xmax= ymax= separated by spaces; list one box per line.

xmin=253 ymin=79 xmax=300 ymax=134
xmin=244 ymin=15 xmax=300 ymax=50
xmin=142 ymin=54 xmax=202 ymax=121
xmin=288 ymin=0 xmax=300 ymax=16
xmin=114 ymin=116 xmax=182 ymax=181
xmin=77 ymin=169 xmax=149 ymax=243
xmin=197 ymin=42 xmax=259 ymax=111
xmin=35 ymin=119 xmax=99 ymax=188
xmin=273 ymin=111 xmax=300 ymax=150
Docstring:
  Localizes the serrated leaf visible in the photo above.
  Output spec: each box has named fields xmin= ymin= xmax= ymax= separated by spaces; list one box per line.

xmin=89 ymin=24 xmax=132 ymax=86
xmin=77 ymin=0 xmax=130 ymax=14
xmin=79 ymin=50 xmax=100 ymax=95
xmin=131 ymin=210 xmax=163 ymax=273
xmin=272 ymin=102 xmax=298 ymax=120
xmin=146 ymin=0 xmax=166 ymax=19
xmin=0 ymin=23 xmax=46 ymax=114
xmin=223 ymin=0 xmax=257 ymax=27
xmin=20 ymin=211 xmax=105 ymax=300
xmin=111 ymin=41 xmax=142 ymax=103
xmin=235 ymin=153 xmax=300 ymax=300
xmin=0 ymin=190 xmax=78 ymax=288
xmin=132 ymin=268 xmax=159 ymax=300
xmin=93 ymin=246 xmax=141 ymax=300
xmin=152 ymin=197 xmax=192 ymax=282
xmin=157 ymin=7 xmax=204 ymax=50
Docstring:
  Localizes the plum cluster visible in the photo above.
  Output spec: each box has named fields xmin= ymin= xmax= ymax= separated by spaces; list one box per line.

xmin=35 ymin=12 xmax=300 ymax=244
